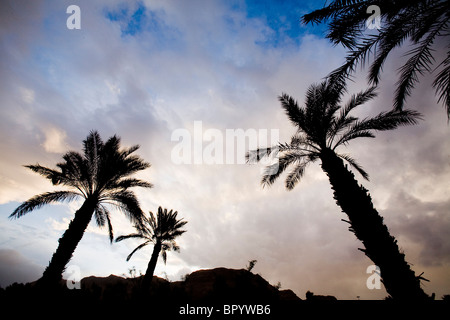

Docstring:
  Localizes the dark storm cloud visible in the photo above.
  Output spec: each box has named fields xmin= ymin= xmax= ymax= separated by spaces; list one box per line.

xmin=0 ymin=249 xmax=42 ymax=287
xmin=385 ymin=192 xmax=450 ymax=267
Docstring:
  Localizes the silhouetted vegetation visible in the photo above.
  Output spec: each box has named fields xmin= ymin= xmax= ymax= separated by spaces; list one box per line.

xmin=246 ymin=259 xmax=258 ymax=272
xmin=302 ymin=0 xmax=450 ymax=117
xmin=116 ymin=206 xmax=187 ymax=290
xmin=9 ymin=131 xmax=152 ymax=286
xmin=248 ymin=79 xmax=429 ymax=300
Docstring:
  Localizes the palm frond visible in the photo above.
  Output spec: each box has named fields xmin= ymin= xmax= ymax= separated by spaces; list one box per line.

xmin=171 ymin=243 xmax=180 ymax=252
xmin=333 ymin=130 xmax=376 ymax=149
xmin=328 ymin=87 xmax=377 ymax=146
xmin=246 ymin=146 xmax=277 ymax=164
xmin=303 ymin=0 xmax=450 ymax=117
xmin=285 ymin=161 xmax=309 ymax=190
xmin=83 ymin=130 xmax=103 ymax=191
xmin=115 ymin=178 xmax=153 ymax=190
xmin=261 ymin=150 xmax=306 ymax=187
xmin=104 ymin=190 xmax=145 ymax=225
xmin=115 ymin=233 xmax=146 ymax=242
xmin=161 ymin=250 xmax=167 ymax=264
xmin=367 ymin=6 xmax=422 ymax=86
xmin=328 ymin=34 xmax=381 ymax=87
xmin=60 ymin=151 xmax=92 ymax=192
xmin=126 ymin=241 xmax=150 ymax=262
xmin=95 ymin=137 xmax=150 ymax=193
xmin=279 ymin=93 xmax=306 ymax=129
xmin=10 ymin=191 xmax=82 ymax=219
xmin=106 ymin=211 xmax=114 ymax=243
xmin=25 ymin=164 xmax=63 ymax=185
xmin=394 ymin=16 xmax=447 ymax=110
xmin=94 ymin=204 xmax=107 ymax=227
xmin=433 ymin=50 xmax=450 ymax=116
xmin=122 ymin=144 xmax=140 ymax=157
xmin=361 ymin=109 xmax=417 ymax=132
xmin=338 ymin=153 xmax=370 ymax=180
xmin=94 ymin=204 xmax=114 ymax=242
xmin=325 ymin=3 xmax=368 ymax=48
xmin=352 ymin=109 xmax=422 ymax=132
xmin=301 ymin=0 xmax=368 ymax=31
xmin=332 ymin=109 xmax=421 ymax=149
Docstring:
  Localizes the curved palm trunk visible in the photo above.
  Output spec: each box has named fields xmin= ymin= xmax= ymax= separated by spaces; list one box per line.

xmin=142 ymin=240 xmax=162 ymax=289
xmin=319 ymin=148 xmax=428 ymax=300
xmin=39 ymin=198 xmax=96 ymax=286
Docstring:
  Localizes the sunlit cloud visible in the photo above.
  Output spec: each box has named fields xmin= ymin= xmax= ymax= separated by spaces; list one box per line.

xmin=41 ymin=126 xmax=69 ymax=153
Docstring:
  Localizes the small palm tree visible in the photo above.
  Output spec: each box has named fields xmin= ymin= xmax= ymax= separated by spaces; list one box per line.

xmin=248 ymin=80 xmax=429 ymax=300
xmin=116 ymin=207 xmax=187 ymax=288
xmin=301 ymin=0 xmax=450 ymax=117
xmin=9 ymin=130 xmax=152 ymax=285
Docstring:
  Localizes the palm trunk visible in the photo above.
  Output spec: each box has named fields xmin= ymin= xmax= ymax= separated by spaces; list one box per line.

xmin=319 ymin=148 xmax=428 ymax=300
xmin=39 ymin=198 xmax=96 ymax=286
xmin=142 ymin=240 xmax=161 ymax=289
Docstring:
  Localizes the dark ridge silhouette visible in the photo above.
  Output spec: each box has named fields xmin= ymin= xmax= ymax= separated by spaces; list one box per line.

xmin=176 ymin=267 xmax=286 ymax=302
xmin=8 ymin=131 xmax=152 ymax=286
xmin=248 ymin=79 xmax=429 ymax=300
xmin=306 ymin=290 xmax=337 ymax=301
xmin=1 ymin=268 xmax=301 ymax=305
xmin=3 ymin=269 xmax=449 ymax=317
xmin=80 ymin=268 xmax=299 ymax=303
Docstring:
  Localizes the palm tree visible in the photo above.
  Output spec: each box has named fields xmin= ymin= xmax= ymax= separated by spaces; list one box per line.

xmin=301 ymin=0 xmax=450 ymax=117
xmin=116 ymin=207 xmax=187 ymax=288
xmin=9 ymin=130 xmax=152 ymax=286
xmin=247 ymin=80 xmax=430 ymax=300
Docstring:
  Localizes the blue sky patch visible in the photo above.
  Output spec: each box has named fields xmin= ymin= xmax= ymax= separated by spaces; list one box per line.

xmin=242 ymin=0 xmax=328 ymax=47
xmin=105 ymin=2 xmax=146 ymax=36
xmin=104 ymin=2 xmax=183 ymax=50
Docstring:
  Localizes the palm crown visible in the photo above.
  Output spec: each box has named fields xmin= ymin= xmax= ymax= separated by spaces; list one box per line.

xmin=10 ymin=130 xmax=152 ymax=241
xmin=302 ymin=0 xmax=450 ymax=116
xmin=116 ymin=207 xmax=187 ymax=264
xmin=247 ymin=80 xmax=422 ymax=189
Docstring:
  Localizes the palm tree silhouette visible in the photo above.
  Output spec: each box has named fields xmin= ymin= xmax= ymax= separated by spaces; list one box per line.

xmin=10 ymin=130 xmax=152 ymax=285
xmin=116 ymin=207 xmax=187 ymax=288
xmin=247 ymin=80 xmax=429 ymax=300
xmin=302 ymin=0 xmax=450 ymax=117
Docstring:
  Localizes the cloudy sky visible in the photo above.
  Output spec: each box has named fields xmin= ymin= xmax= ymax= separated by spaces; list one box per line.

xmin=1 ymin=0 xmax=449 ymax=300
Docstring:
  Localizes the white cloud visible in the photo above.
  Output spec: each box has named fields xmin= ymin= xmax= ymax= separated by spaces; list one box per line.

xmin=19 ymin=87 xmax=35 ymax=104
xmin=41 ymin=126 xmax=69 ymax=153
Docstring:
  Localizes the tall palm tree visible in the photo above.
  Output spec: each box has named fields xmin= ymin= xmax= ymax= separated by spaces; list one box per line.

xmin=9 ymin=130 xmax=152 ymax=286
xmin=301 ymin=0 xmax=450 ymax=117
xmin=116 ymin=207 xmax=187 ymax=288
xmin=247 ymin=80 xmax=429 ymax=300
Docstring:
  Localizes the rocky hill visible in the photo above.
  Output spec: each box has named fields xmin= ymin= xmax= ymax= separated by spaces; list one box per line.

xmin=78 ymin=267 xmax=302 ymax=303
xmin=2 ymin=267 xmax=347 ymax=317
